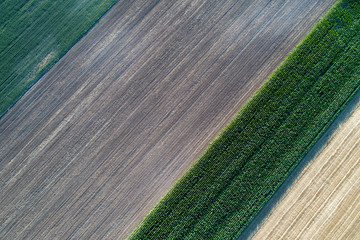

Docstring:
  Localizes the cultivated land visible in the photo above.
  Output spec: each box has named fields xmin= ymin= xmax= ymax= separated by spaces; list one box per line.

xmin=129 ymin=0 xmax=360 ymax=238
xmin=0 ymin=0 xmax=118 ymax=117
xmin=251 ymin=100 xmax=360 ymax=240
xmin=0 ymin=0 xmax=335 ymax=239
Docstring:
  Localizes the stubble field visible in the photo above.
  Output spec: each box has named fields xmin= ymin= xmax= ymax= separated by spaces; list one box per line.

xmin=0 ymin=0 xmax=335 ymax=239
xmin=251 ymin=98 xmax=360 ymax=240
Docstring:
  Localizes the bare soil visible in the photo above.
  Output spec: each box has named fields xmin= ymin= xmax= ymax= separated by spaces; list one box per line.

xmin=0 ymin=0 xmax=335 ymax=239
xmin=251 ymin=98 xmax=360 ymax=240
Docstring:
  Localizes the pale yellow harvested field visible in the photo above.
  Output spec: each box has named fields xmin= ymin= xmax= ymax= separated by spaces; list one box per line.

xmin=252 ymin=102 xmax=360 ymax=240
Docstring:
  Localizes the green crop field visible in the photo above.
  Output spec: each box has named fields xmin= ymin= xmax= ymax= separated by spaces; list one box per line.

xmin=0 ymin=0 xmax=118 ymax=117
xmin=128 ymin=0 xmax=360 ymax=239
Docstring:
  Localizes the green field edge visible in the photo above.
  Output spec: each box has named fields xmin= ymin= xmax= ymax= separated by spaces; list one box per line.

xmin=0 ymin=0 xmax=120 ymax=119
xmin=128 ymin=0 xmax=360 ymax=239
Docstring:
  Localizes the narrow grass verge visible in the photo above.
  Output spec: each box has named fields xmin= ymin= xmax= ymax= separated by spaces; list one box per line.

xmin=128 ymin=0 xmax=360 ymax=239
xmin=0 ymin=0 xmax=119 ymax=117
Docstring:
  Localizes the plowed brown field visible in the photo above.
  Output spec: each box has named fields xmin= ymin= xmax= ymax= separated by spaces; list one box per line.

xmin=251 ymin=98 xmax=360 ymax=240
xmin=0 ymin=0 xmax=335 ymax=239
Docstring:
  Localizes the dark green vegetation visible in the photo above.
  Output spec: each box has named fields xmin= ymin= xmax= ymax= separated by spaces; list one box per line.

xmin=0 ymin=0 xmax=118 ymax=117
xmin=128 ymin=0 xmax=360 ymax=239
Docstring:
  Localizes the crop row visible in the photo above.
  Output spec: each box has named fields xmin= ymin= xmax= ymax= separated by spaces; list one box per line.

xmin=128 ymin=0 xmax=360 ymax=239
xmin=0 ymin=0 xmax=118 ymax=117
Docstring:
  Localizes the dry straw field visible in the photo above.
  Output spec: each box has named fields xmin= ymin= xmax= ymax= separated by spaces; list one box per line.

xmin=252 ymin=98 xmax=360 ymax=240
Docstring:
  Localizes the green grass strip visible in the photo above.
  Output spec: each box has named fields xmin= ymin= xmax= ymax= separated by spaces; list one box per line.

xmin=0 ymin=0 xmax=119 ymax=117
xmin=128 ymin=0 xmax=360 ymax=239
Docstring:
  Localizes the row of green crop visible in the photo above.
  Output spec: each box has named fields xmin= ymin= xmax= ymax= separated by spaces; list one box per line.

xmin=0 ymin=0 xmax=119 ymax=117
xmin=128 ymin=0 xmax=360 ymax=239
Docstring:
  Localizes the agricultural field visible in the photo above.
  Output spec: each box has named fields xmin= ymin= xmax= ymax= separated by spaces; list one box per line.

xmin=0 ymin=0 xmax=118 ymax=117
xmin=251 ymin=96 xmax=360 ymax=240
xmin=0 ymin=0 xmax=336 ymax=239
xmin=129 ymin=0 xmax=360 ymax=239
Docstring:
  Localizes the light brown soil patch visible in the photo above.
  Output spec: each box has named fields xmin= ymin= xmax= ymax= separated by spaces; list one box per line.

xmin=0 ymin=0 xmax=335 ymax=239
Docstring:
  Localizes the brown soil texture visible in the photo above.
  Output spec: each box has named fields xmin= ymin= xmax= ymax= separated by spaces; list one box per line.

xmin=0 ymin=0 xmax=335 ymax=239
xmin=251 ymin=99 xmax=360 ymax=240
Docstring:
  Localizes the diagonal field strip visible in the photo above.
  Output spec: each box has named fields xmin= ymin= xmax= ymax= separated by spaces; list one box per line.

xmin=0 ymin=0 xmax=335 ymax=239
xmin=251 ymin=100 xmax=360 ymax=240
